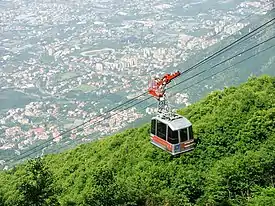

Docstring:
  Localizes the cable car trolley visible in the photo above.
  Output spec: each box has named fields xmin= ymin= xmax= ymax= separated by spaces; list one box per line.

xmin=148 ymin=71 xmax=195 ymax=155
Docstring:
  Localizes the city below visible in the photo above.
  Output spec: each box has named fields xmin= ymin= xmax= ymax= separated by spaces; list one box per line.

xmin=0 ymin=0 xmax=272 ymax=165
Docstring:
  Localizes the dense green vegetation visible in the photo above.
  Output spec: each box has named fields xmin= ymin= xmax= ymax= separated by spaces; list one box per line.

xmin=0 ymin=75 xmax=275 ymax=206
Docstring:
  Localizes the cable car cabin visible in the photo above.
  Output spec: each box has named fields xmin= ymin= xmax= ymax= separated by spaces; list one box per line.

xmin=150 ymin=115 xmax=195 ymax=155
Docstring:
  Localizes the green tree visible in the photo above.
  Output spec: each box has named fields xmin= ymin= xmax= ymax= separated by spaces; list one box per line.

xmin=248 ymin=187 xmax=275 ymax=206
xmin=84 ymin=166 xmax=126 ymax=206
xmin=17 ymin=158 xmax=59 ymax=206
xmin=0 ymin=192 xmax=5 ymax=206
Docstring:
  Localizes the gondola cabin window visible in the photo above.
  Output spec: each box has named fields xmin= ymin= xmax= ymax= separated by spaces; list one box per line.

xmin=188 ymin=126 xmax=194 ymax=140
xmin=151 ymin=119 xmax=156 ymax=135
xmin=157 ymin=120 xmax=166 ymax=140
xmin=168 ymin=127 xmax=179 ymax=144
xmin=180 ymin=128 xmax=188 ymax=142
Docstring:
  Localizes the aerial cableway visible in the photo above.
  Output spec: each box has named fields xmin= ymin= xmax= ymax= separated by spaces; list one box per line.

xmin=148 ymin=71 xmax=195 ymax=155
xmin=4 ymin=13 xmax=275 ymax=166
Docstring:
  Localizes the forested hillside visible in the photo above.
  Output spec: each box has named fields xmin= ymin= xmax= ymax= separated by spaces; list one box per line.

xmin=0 ymin=75 xmax=275 ymax=206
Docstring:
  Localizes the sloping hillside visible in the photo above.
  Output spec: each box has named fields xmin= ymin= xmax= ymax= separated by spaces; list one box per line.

xmin=0 ymin=75 xmax=275 ymax=206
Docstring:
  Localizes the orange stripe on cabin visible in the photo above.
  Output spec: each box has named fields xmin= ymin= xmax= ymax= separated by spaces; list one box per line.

xmin=152 ymin=135 xmax=172 ymax=151
xmin=181 ymin=140 xmax=194 ymax=149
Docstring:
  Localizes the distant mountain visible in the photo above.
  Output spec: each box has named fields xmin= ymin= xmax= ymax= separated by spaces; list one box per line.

xmin=0 ymin=75 xmax=274 ymax=205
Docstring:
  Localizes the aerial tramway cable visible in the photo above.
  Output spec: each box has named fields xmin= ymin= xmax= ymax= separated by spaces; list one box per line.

xmin=13 ymin=41 xmax=275 ymax=164
xmin=5 ymin=15 xmax=275 ymax=165
xmin=7 ymin=30 xmax=275 ymax=165
xmin=4 ymin=7 xmax=275 ymax=164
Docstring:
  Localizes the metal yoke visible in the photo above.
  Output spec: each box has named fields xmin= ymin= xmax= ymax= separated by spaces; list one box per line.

xmin=148 ymin=71 xmax=181 ymax=119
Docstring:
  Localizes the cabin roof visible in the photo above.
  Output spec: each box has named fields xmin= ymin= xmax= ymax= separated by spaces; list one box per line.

xmin=152 ymin=115 xmax=192 ymax=131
